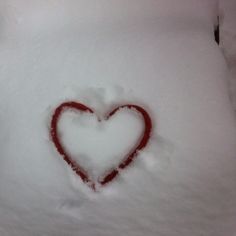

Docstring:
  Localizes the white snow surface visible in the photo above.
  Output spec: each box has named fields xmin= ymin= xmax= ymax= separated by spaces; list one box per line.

xmin=0 ymin=1 xmax=236 ymax=236
xmin=220 ymin=0 xmax=236 ymax=112
xmin=59 ymin=107 xmax=144 ymax=178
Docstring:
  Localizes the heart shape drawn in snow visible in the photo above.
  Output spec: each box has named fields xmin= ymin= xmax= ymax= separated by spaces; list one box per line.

xmin=50 ymin=101 xmax=152 ymax=191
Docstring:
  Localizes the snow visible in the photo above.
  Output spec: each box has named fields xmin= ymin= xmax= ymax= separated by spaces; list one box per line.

xmin=58 ymin=106 xmax=144 ymax=178
xmin=220 ymin=0 xmax=236 ymax=112
xmin=0 ymin=1 xmax=236 ymax=236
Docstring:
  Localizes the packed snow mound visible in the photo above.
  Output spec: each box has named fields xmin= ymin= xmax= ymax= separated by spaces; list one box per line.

xmin=0 ymin=1 xmax=236 ymax=236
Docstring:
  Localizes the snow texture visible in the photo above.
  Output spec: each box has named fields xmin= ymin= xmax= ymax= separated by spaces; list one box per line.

xmin=58 ymin=107 xmax=144 ymax=178
xmin=0 ymin=1 xmax=236 ymax=236
xmin=220 ymin=0 xmax=236 ymax=112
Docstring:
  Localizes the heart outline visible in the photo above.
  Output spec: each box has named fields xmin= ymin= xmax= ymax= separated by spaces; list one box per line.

xmin=50 ymin=101 xmax=152 ymax=191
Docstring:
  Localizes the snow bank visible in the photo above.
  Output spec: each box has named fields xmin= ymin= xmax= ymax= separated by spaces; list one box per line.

xmin=0 ymin=1 xmax=236 ymax=236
